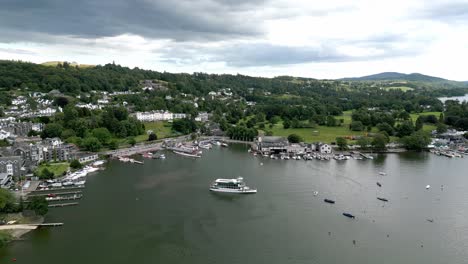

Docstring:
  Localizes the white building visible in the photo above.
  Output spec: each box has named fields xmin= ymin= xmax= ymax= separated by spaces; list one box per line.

xmin=319 ymin=144 xmax=332 ymax=154
xmin=12 ymin=98 xmax=27 ymax=105
xmin=0 ymin=130 xmax=11 ymax=140
xmin=195 ymin=112 xmax=209 ymax=122
xmin=97 ymin=99 xmax=110 ymax=104
xmin=135 ymin=111 xmax=186 ymax=122
xmin=38 ymin=107 xmax=57 ymax=116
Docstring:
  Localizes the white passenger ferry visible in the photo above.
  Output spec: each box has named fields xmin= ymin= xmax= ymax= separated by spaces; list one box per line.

xmin=210 ymin=177 xmax=257 ymax=194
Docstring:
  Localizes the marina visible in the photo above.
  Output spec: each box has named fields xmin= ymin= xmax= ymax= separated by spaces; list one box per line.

xmin=3 ymin=145 xmax=468 ymax=264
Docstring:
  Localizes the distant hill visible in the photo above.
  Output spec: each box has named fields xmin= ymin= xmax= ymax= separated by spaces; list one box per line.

xmin=340 ymin=72 xmax=450 ymax=82
xmin=41 ymin=61 xmax=95 ymax=68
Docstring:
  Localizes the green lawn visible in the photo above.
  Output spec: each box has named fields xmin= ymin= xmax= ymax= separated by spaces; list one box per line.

xmin=410 ymin=112 xmax=442 ymax=122
xmin=266 ymin=110 xmax=440 ymax=143
xmin=383 ymin=86 xmax=414 ymax=92
xmin=135 ymin=121 xmax=175 ymax=143
xmin=37 ymin=162 xmax=69 ymax=178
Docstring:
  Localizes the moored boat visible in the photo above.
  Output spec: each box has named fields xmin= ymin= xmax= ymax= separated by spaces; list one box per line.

xmin=377 ymin=182 xmax=382 ymax=187
xmin=324 ymin=199 xmax=335 ymax=204
xmin=377 ymin=197 xmax=389 ymax=202
xmin=343 ymin=213 xmax=355 ymax=219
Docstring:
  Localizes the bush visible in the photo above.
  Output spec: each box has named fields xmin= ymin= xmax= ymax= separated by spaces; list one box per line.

xmin=287 ymin=134 xmax=303 ymax=143
xmin=27 ymin=196 xmax=48 ymax=216
xmin=70 ymin=159 xmax=83 ymax=170
xmin=148 ymin=133 xmax=157 ymax=141
xmin=0 ymin=231 xmax=12 ymax=248
xmin=350 ymin=121 xmax=364 ymax=131
xmin=82 ymin=137 xmax=102 ymax=152
xmin=39 ymin=168 xmax=54 ymax=179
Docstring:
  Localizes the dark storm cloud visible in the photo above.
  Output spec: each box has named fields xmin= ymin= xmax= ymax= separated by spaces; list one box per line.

xmin=159 ymin=33 xmax=421 ymax=67
xmin=0 ymin=0 xmax=267 ymax=42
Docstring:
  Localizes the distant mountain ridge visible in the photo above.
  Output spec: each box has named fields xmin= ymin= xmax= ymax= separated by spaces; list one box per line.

xmin=340 ymin=72 xmax=451 ymax=82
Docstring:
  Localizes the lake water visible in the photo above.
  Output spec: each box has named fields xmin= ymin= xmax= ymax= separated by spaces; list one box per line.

xmin=2 ymin=145 xmax=468 ymax=264
xmin=438 ymin=94 xmax=468 ymax=103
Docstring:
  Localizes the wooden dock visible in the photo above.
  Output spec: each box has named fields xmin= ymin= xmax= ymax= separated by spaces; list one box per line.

xmin=31 ymin=186 xmax=85 ymax=193
xmin=45 ymin=194 xmax=82 ymax=202
xmin=33 ymin=223 xmax=64 ymax=227
xmin=28 ymin=191 xmax=82 ymax=197
xmin=48 ymin=202 xmax=79 ymax=208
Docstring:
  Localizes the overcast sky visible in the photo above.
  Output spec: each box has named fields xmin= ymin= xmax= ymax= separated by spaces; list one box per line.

xmin=1 ymin=0 xmax=467 ymax=80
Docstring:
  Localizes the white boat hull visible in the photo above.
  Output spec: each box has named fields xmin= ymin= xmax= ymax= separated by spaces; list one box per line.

xmin=173 ymin=150 xmax=201 ymax=158
xmin=209 ymin=188 xmax=257 ymax=194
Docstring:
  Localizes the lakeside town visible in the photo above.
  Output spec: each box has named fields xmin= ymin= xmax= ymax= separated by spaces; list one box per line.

xmin=0 ymin=61 xmax=467 ymax=248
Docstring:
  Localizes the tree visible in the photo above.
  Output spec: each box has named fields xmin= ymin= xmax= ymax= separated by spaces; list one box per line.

xmin=455 ymin=118 xmax=468 ymax=130
xmin=39 ymin=168 xmax=54 ymax=179
xmin=371 ymin=133 xmax=388 ymax=151
xmin=357 ymin=137 xmax=370 ymax=150
xmin=326 ymin=116 xmax=337 ymax=127
xmin=436 ymin=123 xmax=447 ymax=134
xmin=41 ymin=123 xmax=63 ymax=139
xmin=336 ymin=137 xmax=348 ymax=150
xmin=92 ymin=127 xmax=112 ymax=145
xmin=401 ymin=131 xmax=431 ymax=151
xmin=396 ymin=120 xmax=414 ymax=137
xmin=27 ymin=196 xmax=48 ymax=216
xmin=376 ymin=122 xmax=394 ymax=136
xmin=70 ymin=159 xmax=83 ymax=170
xmin=128 ymin=137 xmax=136 ymax=146
xmin=54 ymin=96 xmax=69 ymax=108
xmin=439 ymin=113 xmax=444 ymax=123
xmin=148 ymin=133 xmax=157 ymax=141
xmin=82 ymin=137 xmax=102 ymax=152
xmin=283 ymin=119 xmax=291 ymax=129
xmin=350 ymin=121 xmax=364 ymax=131
xmin=108 ymin=140 xmax=119 ymax=150
xmin=287 ymin=134 xmax=303 ymax=143
xmin=415 ymin=116 xmax=424 ymax=131
xmin=0 ymin=189 xmax=15 ymax=212
xmin=270 ymin=116 xmax=281 ymax=125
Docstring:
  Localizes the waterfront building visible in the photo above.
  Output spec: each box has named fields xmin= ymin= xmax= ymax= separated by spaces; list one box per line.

xmin=0 ymin=156 xmax=23 ymax=177
xmin=254 ymin=136 xmax=289 ymax=154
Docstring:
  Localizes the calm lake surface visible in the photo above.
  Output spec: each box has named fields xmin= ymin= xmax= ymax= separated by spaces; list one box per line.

xmin=438 ymin=94 xmax=468 ymax=103
xmin=2 ymin=145 xmax=468 ymax=264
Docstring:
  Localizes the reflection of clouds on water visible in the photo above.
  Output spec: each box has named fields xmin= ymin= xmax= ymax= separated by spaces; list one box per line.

xmin=134 ymin=168 xmax=193 ymax=190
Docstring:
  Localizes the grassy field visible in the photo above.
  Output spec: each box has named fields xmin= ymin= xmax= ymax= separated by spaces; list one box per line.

xmin=269 ymin=124 xmax=368 ymax=143
xmin=383 ymin=86 xmax=414 ymax=92
xmin=410 ymin=112 xmax=442 ymax=122
xmin=267 ymin=110 xmax=440 ymax=143
xmin=41 ymin=61 xmax=95 ymax=68
xmin=37 ymin=162 xmax=69 ymax=177
xmin=135 ymin=121 xmax=175 ymax=143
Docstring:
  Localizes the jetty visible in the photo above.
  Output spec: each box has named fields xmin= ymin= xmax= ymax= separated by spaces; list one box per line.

xmin=48 ymin=202 xmax=79 ymax=208
xmin=0 ymin=223 xmax=63 ymax=231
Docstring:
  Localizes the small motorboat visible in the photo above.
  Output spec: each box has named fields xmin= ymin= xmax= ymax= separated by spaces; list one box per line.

xmin=377 ymin=182 xmax=382 ymax=187
xmin=377 ymin=197 xmax=389 ymax=202
xmin=426 ymin=185 xmax=431 ymax=189
xmin=343 ymin=213 xmax=355 ymax=219
xmin=427 ymin=219 xmax=434 ymax=223
xmin=324 ymin=199 xmax=335 ymax=204
xmin=313 ymin=191 xmax=318 ymax=196
xmin=379 ymin=172 xmax=386 ymax=176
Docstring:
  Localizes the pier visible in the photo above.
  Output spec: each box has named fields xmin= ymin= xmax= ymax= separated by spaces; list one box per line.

xmin=48 ymin=202 xmax=79 ymax=208
xmin=28 ymin=191 xmax=82 ymax=197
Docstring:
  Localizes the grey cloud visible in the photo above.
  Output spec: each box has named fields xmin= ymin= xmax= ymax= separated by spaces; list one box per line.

xmin=419 ymin=1 xmax=468 ymax=22
xmin=0 ymin=47 xmax=36 ymax=55
xmin=158 ymin=34 xmax=423 ymax=67
xmin=0 ymin=0 xmax=268 ymax=42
